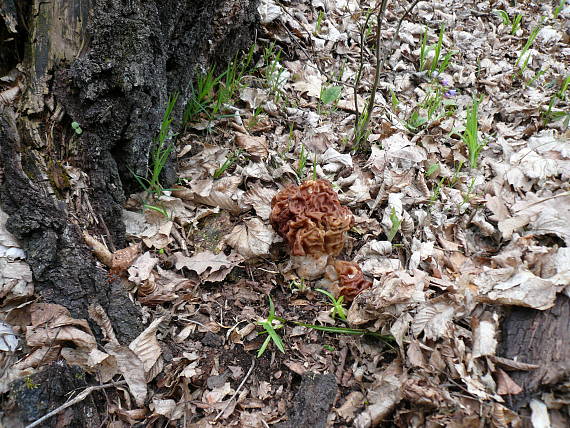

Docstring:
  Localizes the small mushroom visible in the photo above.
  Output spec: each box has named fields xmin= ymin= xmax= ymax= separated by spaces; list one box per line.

xmin=317 ymin=260 xmax=372 ymax=302
xmin=270 ymin=179 xmax=353 ymax=278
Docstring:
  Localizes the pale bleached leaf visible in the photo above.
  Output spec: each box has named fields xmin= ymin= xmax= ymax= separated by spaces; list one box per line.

xmin=105 ymin=342 xmax=147 ymax=406
xmin=129 ymin=317 xmax=164 ymax=375
xmin=225 ymin=218 xmax=275 ymax=259
xmin=242 ymin=184 xmax=277 ymax=220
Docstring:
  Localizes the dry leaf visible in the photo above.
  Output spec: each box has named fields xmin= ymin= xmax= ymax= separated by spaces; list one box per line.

xmin=129 ymin=317 xmax=164 ymax=377
xmin=225 ymin=218 xmax=275 ymax=259
xmin=235 ymin=133 xmax=269 ymax=159
xmin=105 ymin=342 xmax=147 ymax=406
xmin=172 ymin=251 xmax=244 ymax=282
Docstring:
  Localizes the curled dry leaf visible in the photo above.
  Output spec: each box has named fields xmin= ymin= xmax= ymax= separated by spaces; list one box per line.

xmin=129 ymin=316 xmax=164 ymax=377
xmin=225 ymin=218 xmax=275 ymax=259
xmin=242 ymin=184 xmax=277 ymax=220
xmin=105 ymin=342 xmax=147 ymax=407
xmin=172 ymin=250 xmax=244 ymax=282
xmin=26 ymin=303 xmax=97 ymax=350
xmin=128 ymin=252 xmax=159 ymax=285
xmin=235 ymin=133 xmax=269 ymax=159
xmin=474 ymin=267 xmax=560 ymax=310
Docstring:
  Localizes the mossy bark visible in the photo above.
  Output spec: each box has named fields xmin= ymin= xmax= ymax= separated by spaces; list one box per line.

xmin=0 ymin=0 xmax=258 ymax=425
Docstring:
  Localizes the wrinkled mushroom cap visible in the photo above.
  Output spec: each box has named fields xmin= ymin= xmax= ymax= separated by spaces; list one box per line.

xmin=270 ymin=179 xmax=353 ymax=257
xmin=318 ymin=260 xmax=372 ymax=301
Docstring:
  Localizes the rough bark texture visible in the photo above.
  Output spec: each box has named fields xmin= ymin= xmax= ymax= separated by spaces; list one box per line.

xmin=1 ymin=0 xmax=258 ymax=425
xmin=499 ymin=295 xmax=570 ymax=409
xmin=275 ymin=373 xmax=338 ymax=428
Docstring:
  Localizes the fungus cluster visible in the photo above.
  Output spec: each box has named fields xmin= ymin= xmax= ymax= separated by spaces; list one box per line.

xmin=270 ymin=179 xmax=371 ymax=301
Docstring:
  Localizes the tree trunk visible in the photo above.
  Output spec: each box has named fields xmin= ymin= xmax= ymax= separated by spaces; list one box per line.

xmin=499 ymin=294 xmax=570 ymax=410
xmin=1 ymin=0 xmax=258 ymax=424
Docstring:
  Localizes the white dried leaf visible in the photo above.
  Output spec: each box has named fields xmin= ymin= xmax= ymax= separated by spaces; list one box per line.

xmin=0 ymin=321 xmax=18 ymax=352
xmin=189 ymin=176 xmax=244 ymax=214
xmin=226 ymin=218 xmax=275 ymax=259
xmin=412 ymin=302 xmax=456 ymax=340
xmin=128 ymin=252 xmax=158 ymax=285
xmin=129 ymin=317 xmax=164 ymax=376
xmin=474 ymin=267 xmax=559 ymax=310
xmin=172 ymin=251 xmax=244 ymax=282
xmin=529 ymin=399 xmax=550 ymax=428
xmin=320 ymin=147 xmax=352 ymax=172
xmin=105 ymin=343 xmax=147 ymax=406
xmin=472 ymin=313 xmax=498 ymax=358
xmin=242 ymin=184 xmax=276 ymax=220
xmin=258 ymin=0 xmax=281 ymax=24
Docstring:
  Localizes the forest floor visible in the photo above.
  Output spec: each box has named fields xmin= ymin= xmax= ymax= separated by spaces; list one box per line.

xmin=2 ymin=0 xmax=570 ymax=427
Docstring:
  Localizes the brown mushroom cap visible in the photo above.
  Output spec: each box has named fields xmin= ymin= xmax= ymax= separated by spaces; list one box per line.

xmin=333 ymin=260 xmax=372 ymax=301
xmin=270 ymin=179 xmax=353 ymax=257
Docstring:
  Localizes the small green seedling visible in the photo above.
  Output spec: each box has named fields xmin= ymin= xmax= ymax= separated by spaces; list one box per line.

xmin=132 ymin=93 xmax=178 ymax=196
xmin=323 ymin=344 xmax=335 ymax=351
xmin=515 ymin=18 xmax=544 ymax=76
xmin=71 ymin=121 xmax=82 ymax=135
xmin=263 ymin=42 xmax=287 ymax=100
xmin=320 ymin=85 xmax=342 ymax=106
xmin=419 ymin=24 xmax=456 ymax=75
xmin=257 ymin=296 xmax=285 ymax=357
xmin=462 ymin=95 xmax=486 ymax=168
xmin=543 ymin=75 xmax=570 ymax=125
xmin=493 ymin=10 xmax=523 ymax=34
xmin=213 ymin=150 xmax=241 ymax=180
xmin=387 ymin=207 xmax=402 ymax=242
xmin=296 ymin=144 xmax=309 ymax=180
xmin=425 ymin=163 xmax=439 ymax=178
xmin=554 ymin=0 xmax=566 ymax=19
xmin=314 ymin=10 xmax=325 ymax=34
xmin=289 ymin=277 xmax=309 ymax=293
xmin=316 ymin=288 xmax=347 ymax=321
xmin=143 ymin=203 xmax=170 ymax=218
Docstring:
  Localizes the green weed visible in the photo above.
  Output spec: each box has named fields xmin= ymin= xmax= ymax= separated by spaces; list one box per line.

xmin=387 ymin=207 xmax=402 ymax=242
xmin=296 ymin=144 xmax=309 ymax=181
xmin=462 ymin=95 xmax=486 ymax=168
xmin=183 ymin=46 xmax=254 ymax=124
xmin=257 ymin=296 xmax=285 ymax=357
xmin=213 ymin=149 xmax=243 ymax=179
xmin=554 ymin=0 xmax=566 ymax=19
xmin=515 ymin=18 xmax=544 ymax=76
xmin=319 ymin=85 xmax=342 ymax=115
xmin=71 ymin=121 xmax=82 ymax=135
xmin=493 ymin=10 xmax=523 ymax=34
xmin=314 ymin=10 xmax=325 ymax=34
xmin=256 ymin=296 xmax=396 ymax=357
xmin=419 ymin=24 xmax=456 ymax=75
xmin=263 ymin=42 xmax=287 ymax=100
xmin=316 ymin=288 xmax=347 ymax=321
xmin=543 ymin=75 xmax=570 ymax=125
xmin=132 ymin=94 xmax=178 ymax=195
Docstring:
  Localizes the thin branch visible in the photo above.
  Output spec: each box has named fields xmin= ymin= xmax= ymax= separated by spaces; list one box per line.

xmin=25 ymin=380 xmax=127 ymax=428
xmin=214 ymin=358 xmax=256 ymax=422
xmin=356 ymin=0 xmax=424 ymax=146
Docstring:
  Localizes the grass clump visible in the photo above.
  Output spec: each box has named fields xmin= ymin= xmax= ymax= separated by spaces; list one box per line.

xmin=462 ymin=95 xmax=486 ymax=169
xmin=132 ymin=93 xmax=178 ymax=196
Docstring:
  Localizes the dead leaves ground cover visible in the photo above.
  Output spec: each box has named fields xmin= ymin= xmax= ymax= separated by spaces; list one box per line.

xmin=1 ymin=0 xmax=570 ymax=427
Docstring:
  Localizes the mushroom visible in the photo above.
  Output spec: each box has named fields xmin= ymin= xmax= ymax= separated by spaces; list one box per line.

xmin=270 ymin=179 xmax=353 ymax=279
xmin=317 ymin=260 xmax=372 ymax=302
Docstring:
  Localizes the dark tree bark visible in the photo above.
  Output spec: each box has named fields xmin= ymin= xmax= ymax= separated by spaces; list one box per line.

xmin=499 ymin=295 xmax=570 ymax=410
xmin=1 ymin=0 xmax=258 ymax=424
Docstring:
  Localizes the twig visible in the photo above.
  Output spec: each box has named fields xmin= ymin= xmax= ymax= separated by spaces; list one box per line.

xmin=25 ymin=380 xmax=127 ymax=428
xmin=213 ymin=359 xmax=255 ymax=422
xmin=355 ymin=0 xmax=424 ymax=145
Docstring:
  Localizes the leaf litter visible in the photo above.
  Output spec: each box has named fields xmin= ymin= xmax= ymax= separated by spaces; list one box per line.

xmin=2 ymin=0 xmax=570 ymax=426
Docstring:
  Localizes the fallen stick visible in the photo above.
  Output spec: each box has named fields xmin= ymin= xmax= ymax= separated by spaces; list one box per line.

xmin=25 ymin=380 xmax=127 ymax=428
